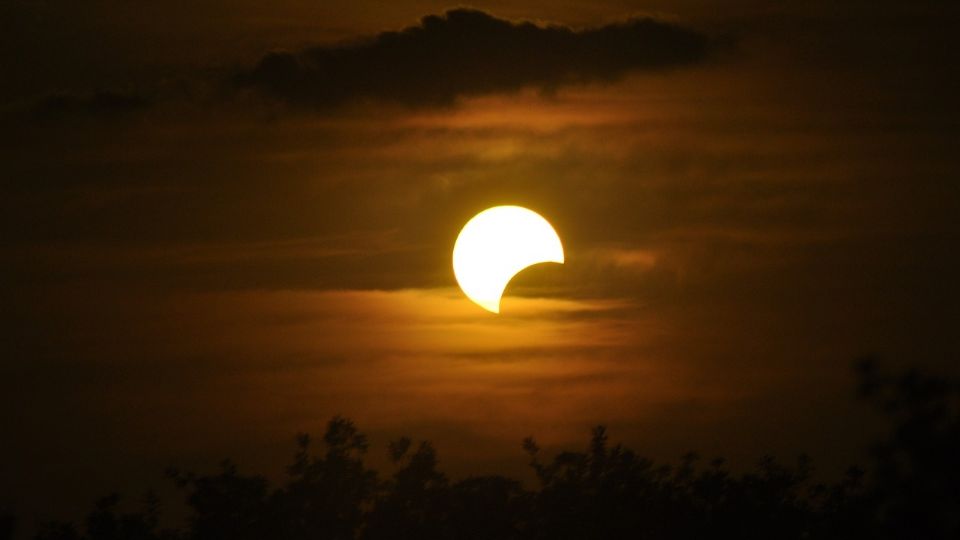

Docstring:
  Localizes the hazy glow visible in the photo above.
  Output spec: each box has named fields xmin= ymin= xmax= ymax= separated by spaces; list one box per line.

xmin=453 ymin=206 xmax=565 ymax=313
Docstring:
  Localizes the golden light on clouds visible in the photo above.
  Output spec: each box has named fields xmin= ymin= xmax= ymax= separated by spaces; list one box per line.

xmin=180 ymin=287 xmax=667 ymax=448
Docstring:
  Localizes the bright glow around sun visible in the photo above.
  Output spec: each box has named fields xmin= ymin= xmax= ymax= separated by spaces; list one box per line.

xmin=453 ymin=205 xmax=564 ymax=313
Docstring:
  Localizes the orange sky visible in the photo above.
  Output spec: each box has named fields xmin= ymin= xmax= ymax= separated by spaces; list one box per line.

xmin=2 ymin=0 xmax=959 ymax=530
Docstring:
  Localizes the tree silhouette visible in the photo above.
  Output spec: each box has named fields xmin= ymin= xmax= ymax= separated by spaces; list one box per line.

xmin=856 ymin=358 xmax=960 ymax=540
xmin=34 ymin=493 xmax=173 ymax=540
xmin=363 ymin=440 xmax=448 ymax=539
xmin=274 ymin=417 xmax=378 ymax=540
xmin=23 ymin=361 xmax=960 ymax=540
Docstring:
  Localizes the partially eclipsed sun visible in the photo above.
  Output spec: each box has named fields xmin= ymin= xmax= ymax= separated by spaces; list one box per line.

xmin=453 ymin=206 xmax=564 ymax=313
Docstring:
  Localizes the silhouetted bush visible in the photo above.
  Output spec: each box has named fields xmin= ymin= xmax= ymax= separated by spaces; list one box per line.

xmin=26 ymin=362 xmax=960 ymax=540
xmin=856 ymin=359 xmax=960 ymax=540
xmin=34 ymin=493 xmax=175 ymax=540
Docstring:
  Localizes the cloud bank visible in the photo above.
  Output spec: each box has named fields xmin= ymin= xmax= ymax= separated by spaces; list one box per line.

xmin=239 ymin=8 xmax=709 ymax=108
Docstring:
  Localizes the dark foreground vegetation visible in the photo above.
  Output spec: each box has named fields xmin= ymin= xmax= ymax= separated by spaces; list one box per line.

xmin=7 ymin=360 xmax=959 ymax=540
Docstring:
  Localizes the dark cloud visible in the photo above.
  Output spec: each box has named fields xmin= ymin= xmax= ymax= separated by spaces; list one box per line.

xmin=239 ymin=8 xmax=709 ymax=108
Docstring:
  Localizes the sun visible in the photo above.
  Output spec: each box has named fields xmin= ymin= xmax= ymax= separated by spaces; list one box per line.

xmin=453 ymin=206 xmax=564 ymax=313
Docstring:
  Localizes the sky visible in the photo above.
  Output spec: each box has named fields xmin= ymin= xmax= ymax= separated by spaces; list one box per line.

xmin=2 ymin=0 xmax=960 ymax=530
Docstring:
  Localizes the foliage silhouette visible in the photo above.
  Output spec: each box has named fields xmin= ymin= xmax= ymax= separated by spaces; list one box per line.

xmin=22 ymin=362 xmax=960 ymax=540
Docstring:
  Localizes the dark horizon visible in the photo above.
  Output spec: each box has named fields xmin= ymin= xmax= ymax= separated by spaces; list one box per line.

xmin=3 ymin=1 xmax=959 ymax=538
xmin=7 ymin=360 xmax=960 ymax=539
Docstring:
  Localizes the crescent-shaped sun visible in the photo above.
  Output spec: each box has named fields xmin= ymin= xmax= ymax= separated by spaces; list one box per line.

xmin=452 ymin=206 xmax=564 ymax=313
